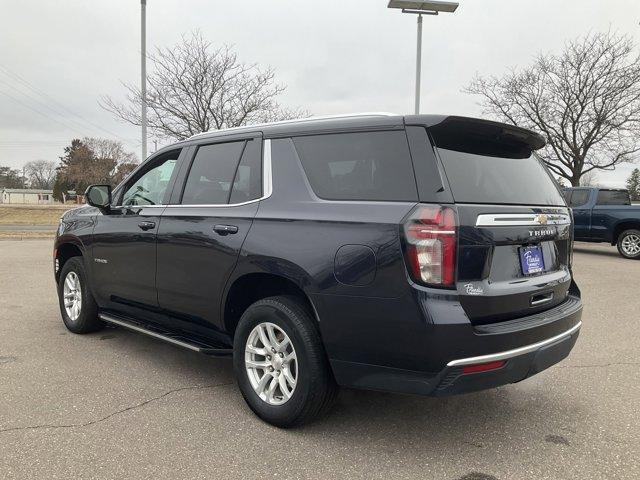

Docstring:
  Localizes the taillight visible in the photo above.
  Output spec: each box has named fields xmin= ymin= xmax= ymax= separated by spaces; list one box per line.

xmin=402 ymin=205 xmax=457 ymax=287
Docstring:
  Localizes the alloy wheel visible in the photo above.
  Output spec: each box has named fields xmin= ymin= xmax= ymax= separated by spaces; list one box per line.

xmin=63 ymin=271 xmax=82 ymax=321
xmin=621 ymin=234 xmax=640 ymax=256
xmin=245 ymin=322 xmax=297 ymax=406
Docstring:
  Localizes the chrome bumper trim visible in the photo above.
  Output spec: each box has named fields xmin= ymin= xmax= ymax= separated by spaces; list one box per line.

xmin=446 ymin=321 xmax=582 ymax=367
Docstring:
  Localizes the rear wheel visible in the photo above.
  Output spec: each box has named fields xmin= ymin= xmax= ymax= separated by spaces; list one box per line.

xmin=57 ymin=257 xmax=103 ymax=333
xmin=617 ymin=229 xmax=640 ymax=259
xmin=233 ymin=295 xmax=338 ymax=427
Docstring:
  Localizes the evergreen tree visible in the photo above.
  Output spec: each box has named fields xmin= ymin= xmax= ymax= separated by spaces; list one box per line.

xmin=626 ymin=168 xmax=640 ymax=201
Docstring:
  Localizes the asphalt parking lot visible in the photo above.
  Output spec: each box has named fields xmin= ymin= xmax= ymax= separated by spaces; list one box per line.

xmin=0 ymin=240 xmax=638 ymax=479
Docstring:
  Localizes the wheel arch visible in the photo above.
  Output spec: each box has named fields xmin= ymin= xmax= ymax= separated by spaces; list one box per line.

xmin=611 ymin=221 xmax=640 ymax=245
xmin=222 ymin=272 xmax=320 ymax=339
xmin=54 ymin=236 xmax=87 ymax=283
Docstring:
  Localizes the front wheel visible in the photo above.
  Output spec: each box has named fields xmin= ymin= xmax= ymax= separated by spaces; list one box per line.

xmin=617 ymin=229 xmax=640 ymax=259
xmin=57 ymin=257 xmax=103 ymax=333
xmin=233 ymin=296 xmax=338 ymax=427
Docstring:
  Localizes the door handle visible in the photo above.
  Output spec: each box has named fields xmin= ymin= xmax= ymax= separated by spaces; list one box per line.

xmin=138 ymin=220 xmax=156 ymax=231
xmin=213 ymin=224 xmax=239 ymax=235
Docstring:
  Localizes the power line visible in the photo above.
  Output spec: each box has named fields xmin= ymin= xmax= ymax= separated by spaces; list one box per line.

xmin=0 ymin=77 xmax=99 ymax=137
xmin=0 ymin=64 xmax=138 ymax=145
xmin=0 ymin=89 xmax=93 ymax=135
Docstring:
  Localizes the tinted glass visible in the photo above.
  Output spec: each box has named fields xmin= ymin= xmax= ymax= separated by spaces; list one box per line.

xmin=122 ymin=156 xmax=178 ymax=206
xmin=568 ymin=189 xmax=589 ymax=207
xmin=230 ymin=139 xmax=262 ymax=204
xmin=596 ymin=190 xmax=630 ymax=206
xmin=437 ymin=149 xmax=565 ymax=206
xmin=293 ymin=131 xmax=418 ymax=202
xmin=181 ymin=142 xmax=245 ymax=205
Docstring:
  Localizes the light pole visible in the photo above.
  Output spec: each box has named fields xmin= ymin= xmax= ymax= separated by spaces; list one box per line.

xmin=141 ymin=0 xmax=147 ymax=160
xmin=387 ymin=1 xmax=459 ymax=114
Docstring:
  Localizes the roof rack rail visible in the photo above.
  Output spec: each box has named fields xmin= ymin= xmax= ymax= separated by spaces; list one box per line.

xmin=188 ymin=112 xmax=398 ymax=139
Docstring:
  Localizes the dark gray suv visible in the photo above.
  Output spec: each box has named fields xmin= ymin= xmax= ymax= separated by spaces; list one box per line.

xmin=54 ymin=113 xmax=583 ymax=427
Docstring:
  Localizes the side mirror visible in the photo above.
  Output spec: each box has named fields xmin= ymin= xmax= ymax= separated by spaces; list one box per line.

xmin=85 ymin=185 xmax=112 ymax=211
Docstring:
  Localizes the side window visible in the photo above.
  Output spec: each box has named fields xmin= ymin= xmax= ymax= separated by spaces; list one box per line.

xmin=292 ymin=131 xmax=418 ymax=202
xmin=569 ymin=190 xmax=589 ymax=207
xmin=229 ymin=139 xmax=262 ymax=204
xmin=121 ymin=153 xmax=179 ymax=206
xmin=181 ymin=141 xmax=245 ymax=205
xmin=596 ymin=190 xmax=630 ymax=206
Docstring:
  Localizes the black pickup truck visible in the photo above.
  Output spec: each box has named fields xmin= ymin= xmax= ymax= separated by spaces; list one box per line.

xmin=563 ymin=187 xmax=640 ymax=259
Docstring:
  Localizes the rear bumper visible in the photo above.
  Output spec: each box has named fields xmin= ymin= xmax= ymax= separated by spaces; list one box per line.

xmin=326 ymin=292 xmax=583 ymax=396
xmin=330 ymin=321 xmax=581 ymax=396
xmin=430 ymin=321 xmax=580 ymax=396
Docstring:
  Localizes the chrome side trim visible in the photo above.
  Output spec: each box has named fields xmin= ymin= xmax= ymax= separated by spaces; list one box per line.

xmin=475 ymin=213 xmax=571 ymax=227
xmin=446 ymin=321 xmax=582 ymax=367
xmin=263 ymin=138 xmax=273 ymax=198
xmin=120 ymin=139 xmax=274 ymax=210
xmin=99 ymin=314 xmax=201 ymax=352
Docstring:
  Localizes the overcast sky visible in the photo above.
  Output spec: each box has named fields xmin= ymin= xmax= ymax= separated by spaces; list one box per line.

xmin=1 ymin=0 xmax=638 ymax=186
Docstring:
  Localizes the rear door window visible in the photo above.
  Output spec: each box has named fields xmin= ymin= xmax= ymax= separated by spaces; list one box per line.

xmin=568 ymin=189 xmax=590 ymax=207
xmin=436 ymin=149 xmax=565 ymax=206
xmin=229 ymin=138 xmax=262 ymax=204
xmin=596 ymin=190 xmax=630 ymax=206
xmin=292 ymin=131 xmax=418 ymax=202
xmin=181 ymin=141 xmax=245 ymax=205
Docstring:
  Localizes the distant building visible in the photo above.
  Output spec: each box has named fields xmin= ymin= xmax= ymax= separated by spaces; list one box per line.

xmin=0 ymin=188 xmax=54 ymax=205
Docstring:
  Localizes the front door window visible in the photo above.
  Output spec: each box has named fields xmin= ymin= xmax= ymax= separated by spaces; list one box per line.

xmin=122 ymin=157 xmax=178 ymax=206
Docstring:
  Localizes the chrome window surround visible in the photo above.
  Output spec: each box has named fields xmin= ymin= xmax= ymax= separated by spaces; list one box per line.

xmin=475 ymin=213 xmax=571 ymax=227
xmin=121 ymin=139 xmax=273 ymax=209
xmin=447 ymin=321 xmax=582 ymax=367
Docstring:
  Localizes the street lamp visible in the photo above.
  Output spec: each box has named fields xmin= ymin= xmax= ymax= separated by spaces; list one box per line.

xmin=387 ymin=0 xmax=459 ymax=114
xmin=141 ymin=0 xmax=147 ymax=160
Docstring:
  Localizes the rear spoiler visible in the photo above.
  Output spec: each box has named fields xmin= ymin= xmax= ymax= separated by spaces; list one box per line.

xmin=416 ymin=116 xmax=546 ymax=159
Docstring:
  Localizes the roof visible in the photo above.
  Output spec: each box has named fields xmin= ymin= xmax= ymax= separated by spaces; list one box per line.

xmin=187 ymin=113 xmax=399 ymax=140
xmin=2 ymin=189 xmax=53 ymax=194
xmin=178 ymin=113 xmax=545 ymax=151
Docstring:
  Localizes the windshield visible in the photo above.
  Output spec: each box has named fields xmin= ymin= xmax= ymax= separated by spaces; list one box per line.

xmin=437 ymin=149 xmax=566 ymax=206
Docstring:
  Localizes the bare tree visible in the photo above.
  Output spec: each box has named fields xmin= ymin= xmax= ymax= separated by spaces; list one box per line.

xmin=579 ymin=170 xmax=598 ymax=187
xmin=24 ymin=160 xmax=57 ymax=189
xmin=101 ymin=31 xmax=307 ymax=140
xmin=465 ymin=32 xmax=640 ymax=186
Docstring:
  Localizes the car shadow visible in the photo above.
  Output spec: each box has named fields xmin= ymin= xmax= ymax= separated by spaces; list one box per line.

xmin=573 ymin=245 xmax=621 ymax=259
xmin=90 ymin=324 xmax=584 ymax=467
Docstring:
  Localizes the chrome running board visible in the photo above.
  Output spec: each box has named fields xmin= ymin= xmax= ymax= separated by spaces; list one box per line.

xmin=99 ymin=313 xmax=233 ymax=357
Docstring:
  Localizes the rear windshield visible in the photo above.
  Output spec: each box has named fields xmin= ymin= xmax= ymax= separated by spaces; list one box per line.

xmin=437 ymin=149 xmax=565 ymax=206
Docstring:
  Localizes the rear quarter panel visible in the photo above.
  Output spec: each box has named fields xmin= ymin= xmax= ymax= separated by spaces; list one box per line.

xmin=233 ymin=137 xmax=419 ymax=366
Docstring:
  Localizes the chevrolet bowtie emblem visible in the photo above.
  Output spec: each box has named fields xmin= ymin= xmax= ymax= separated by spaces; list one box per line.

xmin=536 ymin=214 xmax=548 ymax=225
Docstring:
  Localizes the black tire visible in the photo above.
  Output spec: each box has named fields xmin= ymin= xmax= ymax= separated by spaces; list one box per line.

xmin=616 ymin=229 xmax=640 ymax=260
xmin=57 ymin=256 xmax=103 ymax=333
xmin=233 ymin=295 xmax=338 ymax=427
